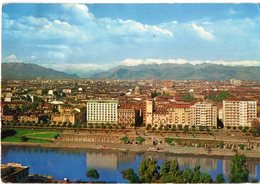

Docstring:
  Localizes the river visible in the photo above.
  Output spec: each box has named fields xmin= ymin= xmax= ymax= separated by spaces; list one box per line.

xmin=1 ymin=145 xmax=260 ymax=182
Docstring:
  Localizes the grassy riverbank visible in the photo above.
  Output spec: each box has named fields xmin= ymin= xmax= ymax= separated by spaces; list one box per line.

xmin=1 ymin=128 xmax=60 ymax=143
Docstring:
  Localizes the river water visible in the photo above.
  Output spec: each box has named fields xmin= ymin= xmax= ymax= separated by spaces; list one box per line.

xmin=1 ymin=146 xmax=260 ymax=182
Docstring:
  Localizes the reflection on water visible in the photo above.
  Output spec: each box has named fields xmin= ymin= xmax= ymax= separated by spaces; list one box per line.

xmin=1 ymin=146 xmax=260 ymax=182
xmin=86 ymin=150 xmax=136 ymax=169
xmin=87 ymin=152 xmax=117 ymax=169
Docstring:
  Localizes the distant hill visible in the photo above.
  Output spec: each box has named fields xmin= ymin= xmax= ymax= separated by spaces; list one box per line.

xmin=2 ymin=63 xmax=79 ymax=80
xmin=92 ymin=63 xmax=260 ymax=80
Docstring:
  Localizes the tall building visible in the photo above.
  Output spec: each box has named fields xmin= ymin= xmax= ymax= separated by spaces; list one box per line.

xmin=230 ymin=79 xmax=242 ymax=86
xmin=86 ymin=100 xmax=118 ymax=124
xmin=169 ymin=104 xmax=191 ymax=126
xmin=190 ymin=102 xmax=217 ymax=127
xmin=223 ymin=99 xmax=257 ymax=127
xmin=143 ymin=99 xmax=153 ymax=125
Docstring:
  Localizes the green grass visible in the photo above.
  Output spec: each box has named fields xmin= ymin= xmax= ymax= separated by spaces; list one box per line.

xmin=1 ymin=128 xmax=60 ymax=143
xmin=28 ymin=132 xmax=59 ymax=139
xmin=2 ymin=136 xmax=22 ymax=142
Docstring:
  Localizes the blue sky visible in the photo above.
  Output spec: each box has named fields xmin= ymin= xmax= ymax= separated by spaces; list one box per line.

xmin=2 ymin=3 xmax=260 ymax=75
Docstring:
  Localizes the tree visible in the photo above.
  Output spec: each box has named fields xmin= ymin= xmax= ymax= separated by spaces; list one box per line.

xmin=192 ymin=165 xmax=201 ymax=183
xmin=138 ymin=158 xmax=159 ymax=183
xmin=177 ymin=124 xmax=182 ymax=130
xmin=191 ymin=125 xmax=196 ymax=131
xmin=164 ymin=124 xmax=170 ymax=131
xmin=160 ymin=160 xmax=181 ymax=183
xmin=184 ymin=125 xmax=189 ymax=132
xmin=21 ymin=136 xmax=29 ymax=142
xmin=229 ymin=154 xmax=249 ymax=183
xmin=54 ymin=133 xmax=60 ymax=139
xmin=121 ymin=135 xmax=130 ymax=144
xmin=251 ymin=119 xmax=260 ymax=137
xmin=165 ymin=137 xmax=174 ymax=145
xmin=2 ymin=129 xmax=17 ymax=139
xmin=199 ymin=126 xmax=204 ymax=132
xmin=181 ymin=94 xmax=194 ymax=102
xmin=182 ymin=168 xmax=194 ymax=183
xmin=146 ymin=124 xmax=152 ymax=130
xmin=136 ymin=136 xmax=145 ymax=145
xmin=215 ymin=173 xmax=225 ymax=183
xmin=200 ymin=173 xmax=212 ymax=183
xmin=121 ymin=168 xmax=139 ymax=183
xmin=86 ymin=169 xmax=99 ymax=180
xmin=238 ymin=144 xmax=245 ymax=150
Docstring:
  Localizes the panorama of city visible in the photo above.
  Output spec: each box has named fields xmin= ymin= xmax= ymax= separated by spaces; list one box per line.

xmin=1 ymin=3 xmax=260 ymax=183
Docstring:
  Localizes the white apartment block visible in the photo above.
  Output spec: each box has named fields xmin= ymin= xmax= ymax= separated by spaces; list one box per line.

xmin=223 ymin=100 xmax=257 ymax=127
xmin=190 ymin=102 xmax=217 ymax=127
xmin=86 ymin=100 xmax=118 ymax=124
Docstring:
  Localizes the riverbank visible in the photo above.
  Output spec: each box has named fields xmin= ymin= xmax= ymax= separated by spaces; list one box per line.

xmin=2 ymin=141 xmax=260 ymax=158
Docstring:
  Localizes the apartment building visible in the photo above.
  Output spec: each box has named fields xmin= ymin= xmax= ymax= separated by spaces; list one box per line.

xmin=18 ymin=115 xmax=39 ymax=123
xmin=223 ymin=99 xmax=257 ymax=127
xmin=51 ymin=105 xmax=86 ymax=124
xmin=86 ymin=100 xmax=118 ymax=124
xmin=190 ymin=102 xmax=217 ymax=127
xmin=169 ymin=104 xmax=191 ymax=126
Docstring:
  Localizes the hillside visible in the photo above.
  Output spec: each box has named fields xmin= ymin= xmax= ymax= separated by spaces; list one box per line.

xmin=92 ymin=63 xmax=260 ymax=80
xmin=2 ymin=63 xmax=79 ymax=80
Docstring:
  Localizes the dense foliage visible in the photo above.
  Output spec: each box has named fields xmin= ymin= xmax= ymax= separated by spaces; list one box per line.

xmin=165 ymin=137 xmax=174 ymax=145
xmin=121 ymin=135 xmax=130 ymax=144
xmin=136 ymin=136 xmax=145 ymax=145
xmin=229 ymin=154 xmax=249 ymax=183
xmin=121 ymin=154 xmax=252 ymax=183
xmin=181 ymin=94 xmax=195 ymax=102
xmin=121 ymin=168 xmax=139 ymax=183
xmin=1 ymin=129 xmax=17 ymax=139
xmin=86 ymin=169 xmax=99 ymax=180
xmin=207 ymin=91 xmax=230 ymax=102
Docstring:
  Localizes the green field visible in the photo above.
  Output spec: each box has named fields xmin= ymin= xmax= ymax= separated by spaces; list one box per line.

xmin=1 ymin=128 xmax=60 ymax=143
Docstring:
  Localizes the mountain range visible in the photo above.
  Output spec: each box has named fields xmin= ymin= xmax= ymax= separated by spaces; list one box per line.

xmin=92 ymin=63 xmax=260 ymax=80
xmin=2 ymin=62 xmax=260 ymax=80
xmin=2 ymin=63 xmax=79 ymax=80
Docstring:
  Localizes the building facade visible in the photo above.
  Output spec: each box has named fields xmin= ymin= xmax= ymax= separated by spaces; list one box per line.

xmin=143 ymin=99 xmax=153 ymax=125
xmin=169 ymin=104 xmax=191 ymax=126
xmin=223 ymin=100 xmax=257 ymax=127
xmin=86 ymin=100 xmax=118 ymax=124
xmin=190 ymin=102 xmax=217 ymax=127
xmin=18 ymin=115 xmax=38 ymax=123
xmin=51 ymin=105 xmax=86 ymax=124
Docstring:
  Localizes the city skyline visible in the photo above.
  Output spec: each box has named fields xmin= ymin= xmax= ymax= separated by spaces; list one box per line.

xmin=2 ymin=3 xmax=260 ymax=75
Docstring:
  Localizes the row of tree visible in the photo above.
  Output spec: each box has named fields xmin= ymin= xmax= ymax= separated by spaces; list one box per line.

xmin=121 ymin=154 xmax=253 ymax=183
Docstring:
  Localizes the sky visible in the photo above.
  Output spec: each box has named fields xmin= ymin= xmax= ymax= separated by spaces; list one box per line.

xmin=2 ymin=3 xmax=260 ymax=76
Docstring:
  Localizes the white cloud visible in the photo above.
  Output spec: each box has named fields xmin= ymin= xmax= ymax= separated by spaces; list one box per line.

xmin=226 ymin=9 xmax=237 ymax=15
xmin=121 ymin=58 xmax=260 ymax=66
xmin=98 ymin=18 xmax=173 ymax=37
xmin=191 ymin=23 xmax=214 ymax=41
xmin=2 ymin=54 xmax=22 ymax=63
xmin=62 ymin=4 xmax=95 ymax=21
